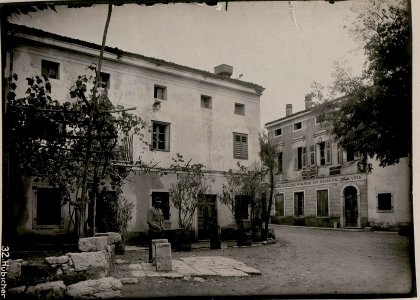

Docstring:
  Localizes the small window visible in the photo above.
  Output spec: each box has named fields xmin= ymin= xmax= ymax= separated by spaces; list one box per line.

xmin=377 ymin=193 xmax=393 ymax=212
xmin=235 ymin=195 xmax=250 ymax=220
xmin=233 ymin=132 xmax=248 ymax=159
xmin=294 ymin=122 xmax=302 ymax=131
xmin=41 ymin=60 xmax=60 ymax=79
xmin=99 ymin=72 xmax=110 ymax=89
xmin=294 ymin=192 xmax=304 ymax=217
xmin=317 ymin=189 xmax=329 ymax=217
xmin=277 ymin=152 xmax=283 ymax=174
xmin=152 ymin=192 xmax=170 ymax=220
xmin=35 ymin=187 xmax=62 ymax=226
xmin=275 ymin=194 xmax=284 ymax=217
xmin=201 ymin=95 xmax=212 ymax=109
xmin=234 ymin=103 xmax=245 ymax=116
xmin=274 ymin=128 xmax=282 ymax=136
xmin=152 ymin=121 xmax=170 ymax=151
xmin=154 ymin=85 xmax=167 ymax=100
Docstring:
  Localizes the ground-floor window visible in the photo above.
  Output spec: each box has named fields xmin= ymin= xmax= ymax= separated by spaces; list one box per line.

xmin=377 ymin=193 xmax=393 ymax=212
xmin=35 ymin=187 xmax=62 ymax=226
xmin=275 ymin=194 xmax=284 ymax=217
xmin=316 ymin=189 xmax=329 ymax=217
xmin=294 ymin=192 xmax=304 ymax=217
xmin=152 ymin=192 xmax=170 ymax=220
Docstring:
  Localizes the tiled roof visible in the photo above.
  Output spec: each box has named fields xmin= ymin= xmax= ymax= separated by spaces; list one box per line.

xmin=8 ymin=23 xmax=264 ymax=94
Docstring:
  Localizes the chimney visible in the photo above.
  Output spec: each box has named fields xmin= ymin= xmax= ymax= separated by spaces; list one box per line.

xmin=214 ymin=64 xmax=233 ymax=78
xmin=305 ymin=94 xmax=313 ymax=110
xmin=286 ymin=104 xmax=293 ymax=117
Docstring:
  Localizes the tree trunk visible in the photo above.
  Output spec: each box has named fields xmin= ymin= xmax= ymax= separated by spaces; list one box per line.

xmin=262 ymin=169 xmax=274 ymax=241
xmin=77 ymin=3 xmax=113 ymax=238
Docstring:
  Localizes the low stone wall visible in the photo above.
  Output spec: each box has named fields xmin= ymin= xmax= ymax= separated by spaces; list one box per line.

xmin=6 ymin=232 xmax=123 ymax=299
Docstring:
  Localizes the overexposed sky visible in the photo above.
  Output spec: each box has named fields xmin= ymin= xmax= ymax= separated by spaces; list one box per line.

xmin=10 ymin=1 xmax=367 ymax=125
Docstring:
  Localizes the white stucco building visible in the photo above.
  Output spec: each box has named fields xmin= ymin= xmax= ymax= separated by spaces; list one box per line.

xmin=4 ymin=24 xmax=264 ymax=242
xmin=265 ymin=95 xmax=411 ymax=230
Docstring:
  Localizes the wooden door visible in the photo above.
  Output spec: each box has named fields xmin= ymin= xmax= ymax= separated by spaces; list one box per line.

xmin=344 ymin=186 xmax=358 ymax=227
xmin=198 ymin=195 xmax=217 ymax=239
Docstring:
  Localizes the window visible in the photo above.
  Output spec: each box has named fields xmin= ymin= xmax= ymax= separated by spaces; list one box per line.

xmin=41 ymin=60 xmax=60 ymax=79
xmin=377 ymin=193 xmax=393 ymax=212
xmin=294 ymin=192 xmax=304 ymax=217
xmin=318 ymin=141 xmax=332 ymax=166
xmin=294 ymin=146 xmax=307 ymax=170
xmin=152 ymin=192 xmax=170 ymax=220
xmin=235 ymin=195 xmax=250 ymax=220
xmin=346 ymin=146 xmax=355 ymax=162
xmin=274 ymin=194 xmax=284 ymax=217
xmin=310 ymin=145 xmax=316 ymax=166
xmin=154 ymin=85 xmax=167 ymax=100
xmin=316 ymin=113 xmax=326 ymax=124
xmin=99 ymin=72 xmax=110 ymax=89
xmin=152 ymin=121 xmax=170 ymax=151
xmin=35 ymin=187 xmax=62 ymax=226
xmin=201 ymin=95 xmax=212 ymax=109
xmin=233 ymin=133 xmax=248 ymax=159
xmin=277 ymin=152 xmax=283 ymax=174
xmin=234 ymin=103 xmax=245 ymax=116
xmin=317 ymin=189 xmax=329 ymax=217
xmin=274 ymin=128 xmax=282 ymax=136
xmin=294 ymin=122 xmax=302 ymax=131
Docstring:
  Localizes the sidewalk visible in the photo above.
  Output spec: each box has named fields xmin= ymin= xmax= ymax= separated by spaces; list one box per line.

xmin=114 ymin=255 xmax=260 ymax=282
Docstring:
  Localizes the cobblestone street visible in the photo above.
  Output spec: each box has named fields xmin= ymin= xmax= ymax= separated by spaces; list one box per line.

xmin=113 ymin=225 xmax=414 ymax=298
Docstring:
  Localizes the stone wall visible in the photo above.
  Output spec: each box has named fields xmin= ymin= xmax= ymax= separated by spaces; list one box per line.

xmin=6 ymin=232 xmax=123 ymax=299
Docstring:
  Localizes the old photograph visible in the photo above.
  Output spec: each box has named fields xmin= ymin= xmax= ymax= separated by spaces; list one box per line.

xmin=0 ymin=0 xmax=414 ymax=298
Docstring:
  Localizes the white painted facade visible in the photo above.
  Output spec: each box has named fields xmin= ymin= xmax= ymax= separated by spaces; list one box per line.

xmin=5 ymin=24 xmax=263 ymax=240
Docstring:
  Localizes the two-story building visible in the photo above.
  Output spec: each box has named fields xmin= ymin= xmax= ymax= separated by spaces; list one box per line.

xmin=4 ymin=24 xmax=264 ymax=242
xmin=265 ymin=95 xmax=411 ymax=230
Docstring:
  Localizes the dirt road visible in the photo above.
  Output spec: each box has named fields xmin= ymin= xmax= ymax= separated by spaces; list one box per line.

xmin=116 ymin=226 xmax=414 ymax=298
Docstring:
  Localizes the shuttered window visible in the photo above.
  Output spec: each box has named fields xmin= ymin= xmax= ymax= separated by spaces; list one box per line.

xmin=302 ymin=146 xmax=308 ymax=168
xmin=310 ymin=145 xmax=316 ymax=166
xmin=317 ymin=189 xmax=329 ymax=217
xmin=326 ymin=141 xmax=332 ymax=164
xmin=233 ymin=133 xmax=248 ymax=159
xmin=41 ymin=60 xmax=60 ymax=79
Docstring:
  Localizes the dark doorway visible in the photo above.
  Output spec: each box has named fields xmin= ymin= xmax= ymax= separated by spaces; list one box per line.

xmin=198 ymin=194 xmax=217 ymax=240
xmin=344 ymin=186 xmax=358 ymax=227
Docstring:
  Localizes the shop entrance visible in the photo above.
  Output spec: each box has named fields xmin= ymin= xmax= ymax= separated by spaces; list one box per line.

xmin=344 ymin=186 xmax=358 ymax=227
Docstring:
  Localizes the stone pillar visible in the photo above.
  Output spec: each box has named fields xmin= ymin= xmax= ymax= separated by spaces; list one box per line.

xmin=151 ymin=239 xmax=168 ymax=265
xmin=155 ymin=243 xmax=172 ymax=271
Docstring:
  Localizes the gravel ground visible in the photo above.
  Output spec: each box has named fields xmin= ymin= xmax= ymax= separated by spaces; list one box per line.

xmin=114 ymin=225 xmax=415 ymax=299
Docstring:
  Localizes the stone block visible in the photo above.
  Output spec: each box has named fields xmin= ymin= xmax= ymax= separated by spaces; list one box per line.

xmin=65 ymin=277 xmax=122 ymax=299
xmin=45 ymin=255 xmax=69 ymax=265
xmin=78 ymin=237 xmax=109 ymax=252
xmin=7 ymin=285 xmax=26 ymax=298
xmin=151 ymin=239 xmax=168 ymax=265
xmin=7 ymin=259 xmax=22 ymax=281
xmin=155 ymin=243 xmax=172 ymax=271
xmin=94 ymin=232 xmax=122 ymax=245
xmin=68 ymin=251 xmax=109 ymax=278
xmin=120 ymin=277 xmax=138 ymax=284
xmin=27 ymin=280 xmax=66 ymax=300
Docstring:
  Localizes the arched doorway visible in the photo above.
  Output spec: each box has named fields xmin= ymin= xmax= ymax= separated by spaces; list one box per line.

xmin=344 ymin=186 xmax=358 ymax=227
